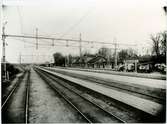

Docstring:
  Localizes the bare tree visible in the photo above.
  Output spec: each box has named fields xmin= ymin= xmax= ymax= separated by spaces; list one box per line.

xmin=97 ymin=47 xmax=112 ymax=64
xmin=160 ymin=31 xmax=167 ymax=56
xmin=118 ymin=48 xmax=137 ymax=62
xmin=118 ymin=49 xmax=129 ymax=62
xmin=97 ymin=47 xmax=112 ymax=58
xmin=151 ymin=32 xmax=166 ymax=57
xmin=151 ymin=34 xmax=161 ymax=57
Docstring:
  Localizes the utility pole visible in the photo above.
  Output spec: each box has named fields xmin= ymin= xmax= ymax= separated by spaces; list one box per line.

xmin=52 ymin=39 xmax=54 ymax=46
xmin=19 ymin=52 xmax=21 ymax=64
xmin=67 ymin=55 xmax=69 ymax=67
xmin=64 ymin=56 xmax=66 ymax=67
xmin=109 ymin=48 xmax=112 ymax=68
xmin=79 ymin=33 xmax=82 ymax=67
xmin=114 ymin=38 xmax=118 ymax=70
xmin=79 ymin=33 xmax=82 ymax=58
xmin=2 ymin=21 xmax=7 ymax=81
xmin=36 ymin=28 xmax=38 ymax=49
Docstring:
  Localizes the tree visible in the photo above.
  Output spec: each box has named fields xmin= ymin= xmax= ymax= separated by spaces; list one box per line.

xmin=151 ymin=31 xmax=166 ymax=57
xmin=127 ymin=49 xmax=138 ymax=58
xmin=118 ymin=48 xmax=138 ymax=62
xmin=97 ymin=47 xmax=112 ymax=64
xmin=118 ymin=49 xmax=129 ymax=62
xmin=98 ymin=47 xmax=109 ymax=58
xmin=53 ymin=52 xmax=65 ymax=66
xmin=151 ymin=34 xmax=161 ymax=57
xmin=160 ymin=31 xmax=166 ymax=56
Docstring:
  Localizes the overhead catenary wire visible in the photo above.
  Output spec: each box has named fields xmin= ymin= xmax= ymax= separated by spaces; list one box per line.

xmin=10 ymin=37 xmax=123 ymax=51
xmin=17 ymin=6 xmax=27 ymax=48
xmin=10 ymin=37 xmax=82 ymax=48
xmin=4 ymin=34 xmax=136 ymax=47
xmin=59 ymin=8 xmax=93 ymax=39
xmin=17 ymin=6 xmax=23 ymax=34
xmin=2 ymin=4 xmax=144 ymax=65
xmin=5 ymin=6 xmax=137 ymax=50
xmin=37 ymin=6 xmax=95 ymax=39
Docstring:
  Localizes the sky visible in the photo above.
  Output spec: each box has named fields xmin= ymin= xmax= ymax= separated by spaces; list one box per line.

xmin=1 ymin=0 xmax=167 ymax=63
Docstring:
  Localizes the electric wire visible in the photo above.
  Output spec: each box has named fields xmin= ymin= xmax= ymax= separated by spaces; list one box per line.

xmin=59 ymin=8 xmax=93 ymax=39
xmin=10 ymin=37 xmax=123 ymax=50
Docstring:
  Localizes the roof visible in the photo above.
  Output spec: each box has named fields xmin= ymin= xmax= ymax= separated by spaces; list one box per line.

xmin=87 ymin=56 xmax=107 ymax=64
xmin=72 ymin=55 xmax=95 ymax=64
xmin=83 ymin=54 xmax=95 ymax=58
xmin=83 ymin=55 xmax=95 ymax=63
xmin=72 ymin=57 xmax=85 ymax=64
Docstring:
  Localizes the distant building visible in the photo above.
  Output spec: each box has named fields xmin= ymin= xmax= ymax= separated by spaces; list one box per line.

xmin=137 ymin=55 xmax=154 ymax=73
xmin=72 ymin=54 xmax=95 ymax=67
xmin=87 ymin=56 xmax=107 ymax=68
xmin=72 ymin=55 xmax=107 ymax=68
xmin=124 ymin=59 xmax=138 ymax=72
xmin=72 ymin=57 xmax=85 ymax=67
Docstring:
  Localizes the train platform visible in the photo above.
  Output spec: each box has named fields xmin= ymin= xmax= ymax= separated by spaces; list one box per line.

xmin=46 ymin=67 xmax=166 ymax=89
xmin=56 ymin=66 xmax=166 ymax=80
xmin=38 ymin=67 xmax=164 ymax=116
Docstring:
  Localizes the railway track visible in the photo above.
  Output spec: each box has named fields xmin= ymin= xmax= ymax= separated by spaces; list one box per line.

xmin=2 ymin=72 xmax=25 ymax=109
xmin=36 ymin=67 xmax=165 ymax=123
xmin=2 ymin=69 xmax=30 ymax=123
xmin=25 ymin=70 xmax=30 ymax=123
xmin=35 ymin=68 xmax=125 ymax=123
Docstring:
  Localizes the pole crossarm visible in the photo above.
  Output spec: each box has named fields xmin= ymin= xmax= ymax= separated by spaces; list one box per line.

xmin=4 ymin=34 xmax=55 ymax=40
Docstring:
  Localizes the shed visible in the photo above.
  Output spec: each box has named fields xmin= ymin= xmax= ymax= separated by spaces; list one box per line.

xmin=87 ymin=56 xmax=107 ymax=68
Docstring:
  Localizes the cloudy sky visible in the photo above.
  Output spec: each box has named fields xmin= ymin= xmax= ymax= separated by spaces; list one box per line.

xmin=1 ymin=0 xmax=167 ymax=63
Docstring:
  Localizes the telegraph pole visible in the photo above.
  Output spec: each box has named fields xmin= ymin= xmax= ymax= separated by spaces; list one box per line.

xmin=2 ymin=21 xmax=7 ymax=81
xmin=114 ymin=38 xmax=118 ymax=70
xmin=79 ymin=33 xmax=82 ymax=67
xmin=19 ymin=52 xmax=21 ymax=64
xmin=79 ymin=33 xmax=82 ymax=58
xmin=64 ymin=56 xmax=66 ymax=67
xmin=52 ymin=39 xmax=54 ymax=46
xmin=36 ymin=28 xmax=38 ymax=49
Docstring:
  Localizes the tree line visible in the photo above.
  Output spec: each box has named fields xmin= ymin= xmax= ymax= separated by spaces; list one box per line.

xmin=53 ymin=31 xmax=166 ymax=66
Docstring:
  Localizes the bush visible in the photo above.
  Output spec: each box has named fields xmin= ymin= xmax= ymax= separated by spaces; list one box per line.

xmin=1 ymin=63 xmax=20 ymax=80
